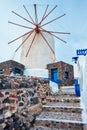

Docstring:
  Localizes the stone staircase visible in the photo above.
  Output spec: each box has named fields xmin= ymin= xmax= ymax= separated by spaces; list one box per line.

xmin=33 ymin=87 xmax=87 ymax=130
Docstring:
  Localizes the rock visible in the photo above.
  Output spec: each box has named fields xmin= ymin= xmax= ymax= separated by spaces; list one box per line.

xmin=0 ymin=83 xmax=3 ymax=89
xmin=3 ymin=97 xmax=10 ymax=104
xmin=0 ymin=108 xmax=3 ymax=115
xmin=30 ymin=91 xmax=34 ymax=97
xmin=10 ymin=94 xmax=17 ymax=98
xmin=0 ymin=119 xmax=4 ymax=124
xmin=27 ymin=114 xmax=34 ymax=123
xmin=0 ymin=125 xmax=3 ymax=130
xmin=17 ymin=96 xmax=21 ymax=101
xmin=4 ymin=111 xmax=12 ymax=118
xmin=4 ymin=121 xmax=13 ymax=130
xmin=28 ymin=103 xmax=42 ymax=115
xmin=19 ymin=82 xmax=28 ymax=88
xmin=1 ymin=79 xmax=6 ymax=87
xmin=9 ymin=106 xmax=16 ymax=111
xmin=5 ymin=82 xmax=11 ymax=89
xmin=0 ymin=92 xmax=4 ymax=98
xmin=5 ymin=91 xmax=9 ymax=95
xmin=3 ymin=106 xmax=9 ymax=111
xmin=19 ymin=102 xmax=24 ymax=107
xmin=30 ymin=97 xmax=39 ymax=105
xmin=9 ymin=99 xmax=15 ymax=104
xmin=17 ymin=90 xmax=23 ymax=94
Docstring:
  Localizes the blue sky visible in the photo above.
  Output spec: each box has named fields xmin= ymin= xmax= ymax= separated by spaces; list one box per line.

xmin=0 ymin=0 xmax=87 ymax=64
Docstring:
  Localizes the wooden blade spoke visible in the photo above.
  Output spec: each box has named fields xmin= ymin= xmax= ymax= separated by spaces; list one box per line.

xmin=12 ymin=11 xmax=34 ymax=25
xmin=40 ymin=28 xmax=70 ymax=34
xmin=23 ymin=5 xmax=35 ymax=25
xmin=8 ymin=31 xmax=33 ymax=44
xmin=39 ymin=5 xmax=49 ymax=25
xmin=26 ymin=32 xmax=37 ymax=57
xmin=15 ymin=30 xmax=34 ymax=52
xmin=40 ymin=32 xmax=55 ymax=54
xmin=8 ymin=21 xmax=33 ymax=29
xmin=40 ymin=5 xmax=57 ymax=24
xmin=50 ymin=33 xmax=67 ymax=43
xmin=34 ymin=4 xmax=38 ymax=24
xmin=46 ymin=31 xmax=70 ymax=34
xmin=41 ymin=13 xmax=66 ymax=27
xmin=41 ymin=29 xmax=67 ymax=43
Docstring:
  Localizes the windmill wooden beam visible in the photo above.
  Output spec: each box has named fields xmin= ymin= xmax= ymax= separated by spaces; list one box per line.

xmin=8 ymin=4 xmax=70 ymax=57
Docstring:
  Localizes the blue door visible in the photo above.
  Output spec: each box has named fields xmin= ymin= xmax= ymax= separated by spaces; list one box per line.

xmin=51 ymin=68 xmax=58 ymax=82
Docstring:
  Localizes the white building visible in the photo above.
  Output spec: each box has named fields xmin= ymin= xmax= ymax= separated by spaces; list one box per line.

xmin=73 ymin=49 xmax=87 ymax=123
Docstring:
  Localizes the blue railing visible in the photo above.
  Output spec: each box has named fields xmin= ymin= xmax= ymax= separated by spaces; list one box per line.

xmin=74 ymin=79 xmax=80 ymax=96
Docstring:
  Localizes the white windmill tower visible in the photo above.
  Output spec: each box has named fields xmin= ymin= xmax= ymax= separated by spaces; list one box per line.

xmin=8 ymin=4 xmax=70 ymax=78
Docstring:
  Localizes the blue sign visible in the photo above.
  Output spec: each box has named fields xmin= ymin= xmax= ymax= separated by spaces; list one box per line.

xmin=76 ymin=49 xmax=87 ymax=56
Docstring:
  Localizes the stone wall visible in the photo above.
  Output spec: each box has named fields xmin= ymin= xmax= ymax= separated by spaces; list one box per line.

xmin=0 ymin=60 xmax=24 ymax=75
xmin=0 ymin=75 xmax=52 ymax=129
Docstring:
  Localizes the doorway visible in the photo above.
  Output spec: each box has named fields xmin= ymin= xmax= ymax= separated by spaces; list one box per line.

xmin=51 ymin=68 xmax=58 ymax=82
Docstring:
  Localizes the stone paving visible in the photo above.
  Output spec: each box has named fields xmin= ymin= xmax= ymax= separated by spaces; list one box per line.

xmin=36 ymin=111 xmax=82 ymax=122
xmin=34 ymin=88 xmax=86 ymax=130
xmin=46 ymin=95 xmax=81 ymax=103
xmin=43 ymin=102 xmax=81 ymax=108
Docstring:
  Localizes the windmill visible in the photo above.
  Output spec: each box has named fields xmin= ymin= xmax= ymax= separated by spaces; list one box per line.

xmin=8 ymin=4 xmax=70 ymax=77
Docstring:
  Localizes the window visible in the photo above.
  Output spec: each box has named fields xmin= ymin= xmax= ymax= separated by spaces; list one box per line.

xmin=64 ymin=71 xmax=69 ymax=79
xmin=14 ymin=67 xmax=21 ymax=74
xmin=0 ymin=69 xmax=3 ymax=74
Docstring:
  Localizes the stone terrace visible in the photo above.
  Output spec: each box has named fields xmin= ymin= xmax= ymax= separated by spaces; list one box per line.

xmin=0 ymin=74 xmax=87 ymax=129
xmin=34 ymin=90 xmax=87 ymax=130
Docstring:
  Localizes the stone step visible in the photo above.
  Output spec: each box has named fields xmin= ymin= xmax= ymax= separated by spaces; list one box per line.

xmin=35 ymin=112 xmax=83 ymax=130
xmin=52 ymin=93 xmax=76 ymax=97
xmin=34 ymin=124 xmax=83 ymax=130
xmin=59 ymin=86 xmax=75 ymax=95
xmin=47 ymin=96 xmax=81 ymax=103
xmin=43 ymin=102 xmax=82 ymax=113
xmin=33 ymin=126 xmax=73 ymax=130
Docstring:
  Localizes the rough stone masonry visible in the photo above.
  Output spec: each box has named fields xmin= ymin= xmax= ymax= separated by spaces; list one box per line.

xmin=0 ymin=74 xmax=52 ymax=129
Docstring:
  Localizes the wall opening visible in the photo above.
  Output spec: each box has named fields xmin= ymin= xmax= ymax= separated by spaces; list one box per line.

xmin=51 ymin=68 xmax=58 ymax=82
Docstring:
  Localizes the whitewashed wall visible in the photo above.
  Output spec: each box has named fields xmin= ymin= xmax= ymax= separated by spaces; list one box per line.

xmin=74 ymin=56 xmax=86 ymax=90
xmin=24 ymin=68 xmax=48 ymax=78
xmin=82 ymin=56 xmax=87 ymax=112
xmin=74 ymin=55 xmax=87 ymax=123
xmin=20 ymin=31 xmax=55 ymax=69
